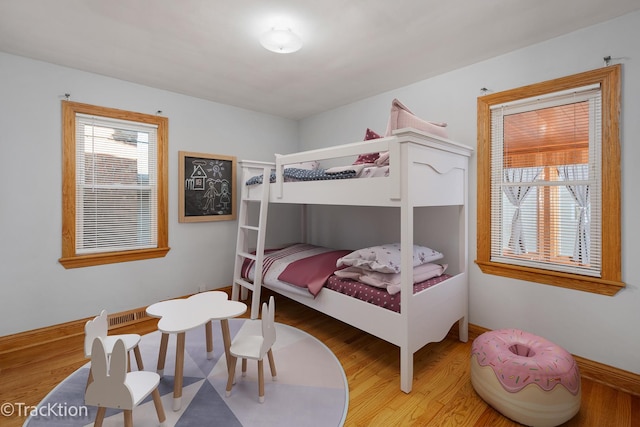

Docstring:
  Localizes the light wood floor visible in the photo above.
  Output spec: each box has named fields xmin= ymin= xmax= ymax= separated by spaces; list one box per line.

xmin=1 ymin=289 xmax=639 ymax=427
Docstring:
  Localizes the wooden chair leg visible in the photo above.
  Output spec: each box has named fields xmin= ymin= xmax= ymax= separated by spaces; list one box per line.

xmin=152 ymin=388 xmax=166 ymax=423
xmin=225 ymin=355 xmax=238 ymax=396
xmin=133 ymin=345 xmax=144 ymax=370
xmin=94 ymin=406 xmax=106 ymax=427
xmin=241 ymin=358 xmax=247 ymax=377
xmin=123 ymin=409 xmax=133 ymax=427
xmin=267 ymin=349 xmax=277 ymax=379
xmin=258 ymin=359 xmax=265 ymax=403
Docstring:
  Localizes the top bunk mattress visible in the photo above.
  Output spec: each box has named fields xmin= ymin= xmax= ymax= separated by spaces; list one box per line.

xmin=241 ymin=128 xmax=473 ymax=207
xmin=245 ymin=164 xmax=389 ymax=185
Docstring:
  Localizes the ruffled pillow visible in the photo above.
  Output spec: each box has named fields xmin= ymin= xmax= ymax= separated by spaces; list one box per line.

xmin=384 ymin=98 xmax=448 ymax=138
xmin=353 ymin=128 xmax=382 ymax=165
xmin=336 ymin=243 xmax=443 ymax=274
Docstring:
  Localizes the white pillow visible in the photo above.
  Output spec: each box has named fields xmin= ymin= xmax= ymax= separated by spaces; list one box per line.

xmin=336 ymin=243 xmax=443 ymax=274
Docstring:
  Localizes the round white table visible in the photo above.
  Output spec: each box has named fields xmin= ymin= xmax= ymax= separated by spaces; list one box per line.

xmin=146 ymin=291 xmax=247 ymax=411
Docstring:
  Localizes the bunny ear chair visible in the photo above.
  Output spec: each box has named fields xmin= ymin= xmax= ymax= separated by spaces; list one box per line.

xmin=84 ymin=309 xmax=144 ymax=390
xmin=85 ymin=337 xmax=166 ymax=427
xmin=226 ymin=296 xmax=277 ymax=403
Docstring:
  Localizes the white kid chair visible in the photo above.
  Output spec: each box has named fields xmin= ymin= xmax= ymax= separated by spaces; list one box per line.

xmin=226 ymin=296 xmax=277 ymax=403
xmin=84 ymin=310 xmax=144 ymax=388
xmin=85 ymin=337 xmax=166 ymax=427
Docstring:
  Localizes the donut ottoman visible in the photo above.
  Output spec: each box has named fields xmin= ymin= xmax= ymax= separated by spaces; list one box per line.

xmin=471 ymin=329 xmax=580 ymax=427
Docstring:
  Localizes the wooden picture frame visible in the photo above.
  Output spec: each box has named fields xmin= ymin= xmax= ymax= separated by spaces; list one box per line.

xmin=179 ymin=151 xmax=237 ymax=223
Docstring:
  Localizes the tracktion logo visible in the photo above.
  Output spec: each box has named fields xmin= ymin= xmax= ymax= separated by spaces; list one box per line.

xmin=1 ymin=401 xmax=89 ymax=419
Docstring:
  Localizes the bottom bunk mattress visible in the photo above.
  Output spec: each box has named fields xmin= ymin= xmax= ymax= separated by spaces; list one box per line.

xmin=325 ymin=274 xmax=452 ymax=313
xmin=241 ymin=243 xmax=452 ymax=312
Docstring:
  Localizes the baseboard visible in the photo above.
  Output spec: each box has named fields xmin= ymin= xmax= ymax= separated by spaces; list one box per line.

xmin=0 ymin=292 xmax=219 ymax=355
xmin=465 ymin=323 xmax=640 ymax=397
xmin=0 ymin=306 xmax=157 ymax=355
xmin=1 ymin=300 xmax=638 ymax=397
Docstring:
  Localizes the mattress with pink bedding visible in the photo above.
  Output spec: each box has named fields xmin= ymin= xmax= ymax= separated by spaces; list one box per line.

xmin=241 ymin=243 xmax=452 ymax=311
xmin=325 ymin=274 xmax=452 ymax=313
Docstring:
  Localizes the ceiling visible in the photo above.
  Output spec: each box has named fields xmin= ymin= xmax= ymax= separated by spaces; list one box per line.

xmin=1 ymin=1 xmax=639 ymax=119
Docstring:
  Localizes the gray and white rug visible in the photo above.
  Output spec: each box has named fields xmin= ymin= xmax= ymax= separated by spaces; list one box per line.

xmin=23 ymin=319 xmax=348 ymax=427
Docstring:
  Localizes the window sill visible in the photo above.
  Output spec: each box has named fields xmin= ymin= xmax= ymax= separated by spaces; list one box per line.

xmin=475 ymin=260 xmax=624 ymax=296
xmin=59 ymin=247 xmax=171 ymax=269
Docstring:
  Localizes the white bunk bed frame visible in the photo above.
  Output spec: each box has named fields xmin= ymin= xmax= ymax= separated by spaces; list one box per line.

xmin=232 ymin=128 xmax=473 ymax=393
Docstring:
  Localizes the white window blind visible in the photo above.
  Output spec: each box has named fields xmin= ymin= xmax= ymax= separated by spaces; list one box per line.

xmin=75 ymin=113 xmax=158 ymax=254
xmin=490 ymin=86 xmax=602 ymax=277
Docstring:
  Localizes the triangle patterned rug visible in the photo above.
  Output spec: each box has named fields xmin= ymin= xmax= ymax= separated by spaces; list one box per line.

xmin=24 ymin=319 xmax=348 ymax=427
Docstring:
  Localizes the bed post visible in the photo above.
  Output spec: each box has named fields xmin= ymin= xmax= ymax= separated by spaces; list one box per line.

xmin=458 ymin=157 xmax=471 ymax=343
xmin=399 ymin=139 xmax=414 ymax=393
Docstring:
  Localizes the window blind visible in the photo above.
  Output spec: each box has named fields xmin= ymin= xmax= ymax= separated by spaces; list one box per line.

xmin=490 ymin=86 xmax=602 ymax=277
xmin=75 ymin=113 xmax=158 ymax=254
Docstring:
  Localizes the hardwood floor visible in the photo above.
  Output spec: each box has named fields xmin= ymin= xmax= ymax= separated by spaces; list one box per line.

xmin=1 ymin=289 xmax=639 ymax=426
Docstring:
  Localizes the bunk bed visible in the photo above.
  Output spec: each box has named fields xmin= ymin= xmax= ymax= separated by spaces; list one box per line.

xmin=232 ymin=127 xmax=474 ymax=393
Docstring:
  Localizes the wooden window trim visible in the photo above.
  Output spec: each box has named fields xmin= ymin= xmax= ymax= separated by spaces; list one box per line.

xmin=476 ymin=65 xmax=624 ymax=296
xmin=59 ymin=101 xmax=170 ymax=268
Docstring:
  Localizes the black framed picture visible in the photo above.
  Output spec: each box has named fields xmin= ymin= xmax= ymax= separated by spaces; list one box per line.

xmin=178 ymin=151 xmax=237 ymax=222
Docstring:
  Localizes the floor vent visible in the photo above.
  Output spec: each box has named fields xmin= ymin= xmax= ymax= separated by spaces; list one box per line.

xmin=108 ymin=308 xmax=149 ymax=329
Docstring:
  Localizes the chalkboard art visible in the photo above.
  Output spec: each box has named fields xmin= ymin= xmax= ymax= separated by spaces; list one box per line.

xmin=179 ymin=151 xmax=237 ymax=222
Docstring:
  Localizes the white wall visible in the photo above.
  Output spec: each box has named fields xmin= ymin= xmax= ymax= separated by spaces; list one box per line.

xmin=0 ymin=52 xmax=300 ymax=335
xmin=2 ymin=11 xmax=638 ymax=377
xmin=298 ymin=11 xmax=640 ymax=375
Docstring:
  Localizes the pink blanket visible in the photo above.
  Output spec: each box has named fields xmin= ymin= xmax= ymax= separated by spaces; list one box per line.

xmin=278 ymin=249 xmax=351 ymax=296
xmin=241 ymin=244 xmax=349 ymax=297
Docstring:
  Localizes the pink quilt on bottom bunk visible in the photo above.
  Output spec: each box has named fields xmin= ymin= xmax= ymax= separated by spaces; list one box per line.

xmin=325 ymin=274 xmax=451 ymax=313
xmin=241 ymin=243 xmax=452 ymax=310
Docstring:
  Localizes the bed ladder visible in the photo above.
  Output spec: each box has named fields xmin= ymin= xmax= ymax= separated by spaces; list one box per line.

xmin=232 ymin=162 xmax=272 ymax=319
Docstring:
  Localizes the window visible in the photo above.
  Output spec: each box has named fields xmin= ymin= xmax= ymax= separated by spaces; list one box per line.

xmin=60 ymin=101 xmax=169 ymax=268
xmin=476 ymin=65 xmax=623 ymax=296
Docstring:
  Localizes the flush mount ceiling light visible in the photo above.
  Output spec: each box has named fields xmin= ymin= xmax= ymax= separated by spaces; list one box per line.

xmin=260 ymin=27 xmax=303 ymax=54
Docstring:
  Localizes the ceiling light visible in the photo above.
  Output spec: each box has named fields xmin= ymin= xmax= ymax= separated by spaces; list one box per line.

xmin=260 ymin=28 xmax=302 ymax=54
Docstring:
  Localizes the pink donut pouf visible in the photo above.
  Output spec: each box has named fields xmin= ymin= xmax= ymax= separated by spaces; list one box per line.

xmin=471 ymin=329 xmax=581 ymax=427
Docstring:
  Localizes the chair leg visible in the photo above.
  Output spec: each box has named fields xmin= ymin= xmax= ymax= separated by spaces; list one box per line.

xmin=241 ymin=358 xmax=247 ymax=377
xmin=267 ymin=349 xmax=277 ymax=379
xmin=94 ymin=406 xmax=106 ymax=427
xmin=258 ymin=359 xmax=265 ymax=403
xmin=123 ymin=409 xmax=133 ymax=427
xmin=226 ymin=355 xmax=238 ymax=397
xmin=152 ymin=388 xmax=166 ymax=424
xmin=133 ymin=345 xmax=144 ymax=370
